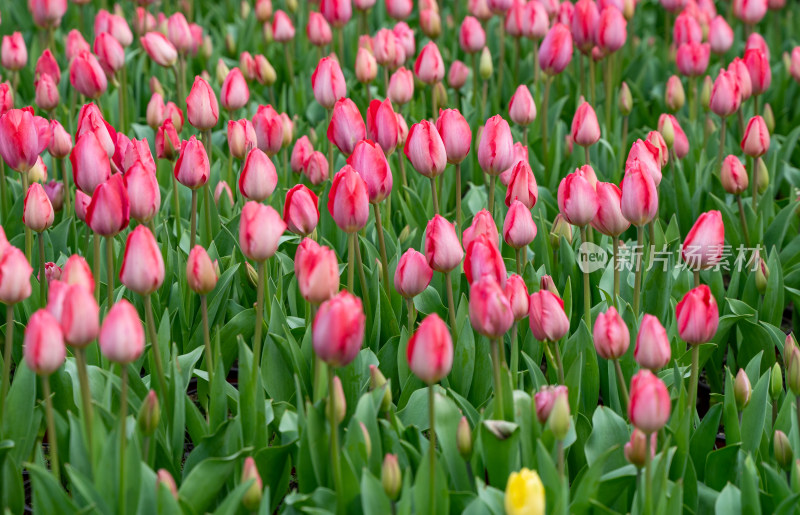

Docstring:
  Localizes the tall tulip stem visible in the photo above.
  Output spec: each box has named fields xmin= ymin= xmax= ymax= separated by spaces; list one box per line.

xmin=171 ymin=174 xmax=183 ymax=245
xmin=580 ymin=226 xmax=592 ymax=330
xmin=428 ymin=384 xmax=437 ymax=515
xmin=42 ymin=376 xmax=59 ymax=483
xmin=633 ymin=225 xmax=644 ymax=318
xmin=105 ymin=237 xmax=114 ymax=310
xmin=171 ymin=65 xmax=183 ymax=108
xmin=189 ymin=190 xmax=198 ymax=250
xmin=455 ymin=163 xmax=462 ymax=241
xmin=0 ymin=161 xmax=8 ymax=220
xmin=406 ymin=298 xmax=415 ymax=334
xmin=143 ymin=294 xmax=169 ymax=416
xmin=511 ymin=324 xmax=520 ymax=388
xmin=613 ymin=358 xmax=629 ymax=409
xmin=38 ymin=233 xmax=47 ymax=305
xmin=201 ymin=295 xmax=213 ymax=385
xmin=487 ymin=174 xmax=496 ymax=219
xmin=644 ymin=433 xmax=652 ymax=515
xmin=75 ymin=348 xmax=94 ymax=468
xmin=430 ymin=177 xmax=440 ymax=215
xmin=23 ymin=173 xmax=32 ymax=264
xmin=0 ymin=304 xmax=14 ymax=425
xmin=751 ymin=157 xmax=759 ymax=213
xmin=542 ymin=78 xmax=552 ymax=172
xmin=444 ymin=271 xmax=458 ymax=345
xmin=118 ymin=365 xmax=128 ymax=515
xmin=491 ymin=339 xmax=505 ymax=420
xmin=353 ymin=237 xmax=371 ymax=316
xmin=589 ymin=57 xmax=596 ymax=106
xmin=202 ymin=130 xmax=214 ymax=246
xmin=328 ymin=365 xmax=343 ymax=500
xmin=373 ymin=203 xmax=391 ymax=291
xmin=347 ymin=234 xmax=355 ymax=292
xmin=613 ymin=237 xmax=620 ymax=307
xmin=736 ymin=195 xmax=751 ymax=248
xmin=253 ymin=261 xmax=266 ymax=372
xmin=326 ymin=109 xmax=334 ymax=180
xmin=605 ymin=56 xmax=614 ymax=132
xmin=688 ymin=343 xmax=700 ymax=423
xmin=716 ymin=117 xmax=726 ymax=174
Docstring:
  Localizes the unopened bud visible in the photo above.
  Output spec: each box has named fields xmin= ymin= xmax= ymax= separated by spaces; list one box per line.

xmin=783 ymin=51 xmax=792 ymax=74
xmin=240 ymin=0 xmax=251 ymax=19
xmin=704 ymin=116 xmax=716 ymax=139
xmin=548 ymin=393 xmax=570 ymax=441
xmin=262 ymin=22 xmax=274 ymax=44
xmin=369 ymin=365 xmax=392 ymax=412
xmin=660 ymin=115 xmax=675 ymax=148
xmin=286 ymin=0 xmax=298 ymax=13
xmin=201 ymin=36 xmax=213 ymax=60
xmin=457 ymin=416 xmax=472 ymax=459
xmin=756 ymin=256 xmax=769 ymax=295
xmin=665 ymin=75 xmax=685 ymax=112
xmin=225 ymin=33 xmax=236 ymax=55
xmin=770 ymin=363 xmax=783 ymax=401
xmin=137 ymin=390 xmax=161 ymax=436
xmin=787 ymin=345 xmax=800 ymax=395
xmin=550 ymin=214 xmax=573 ymax=249
xmin=763 ymin=104 xmax=775 ymax=134
xmin=216 ymin=59 xmax=230 ymax=84
xmin=734 ymin=369 xmax=752 ymax=411
xmin=479 ymin=47 xmax=493 ymax=80
xmin=156 ymin=469 xmax=178 ymax=499
xmin=398 ymin=225 xmax=411 ymax=244
xmin=242 ymin=457 xmax=263 ymax=510
xmin=257 ymin=57 xmax=277 ymax=86
xmin=701 ymin=75 xmax=712 ymax=111
xmin=433 ymin=81 xmax=448 ymax=110
xmin=540 ymin=275 xmax=560 ymax=298
xmin=359 ymin=421 xmax=372 ymax=458
xmin=618 ymin=82 xmax=633 ymax=116
xmin=756 ymin=158 xmax=769 ymax=194
xmin=330 ymin=375 xmax=346 ymax=424
xmin=150 ymin=76 xmax=165 ymax=97
xmin=381 ymin=454 xmax=402 ymax=500
xmin=246 ymin=261 xmax=258 ymax=287
xmin=774 ymin=430 xmax=793 ymax=469
xmin=624 ymin=429 xmax=653 ymax=469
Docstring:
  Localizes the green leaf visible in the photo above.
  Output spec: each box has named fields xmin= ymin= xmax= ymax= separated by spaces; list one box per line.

xmin=177 ymin=449 xmax=250 ymax=514
xmin=714 ymin=483 xmax=742 ymax=514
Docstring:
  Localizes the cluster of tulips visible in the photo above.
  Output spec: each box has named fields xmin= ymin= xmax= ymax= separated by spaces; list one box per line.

xmin=1 ymin=0 xmax=800 ymax=513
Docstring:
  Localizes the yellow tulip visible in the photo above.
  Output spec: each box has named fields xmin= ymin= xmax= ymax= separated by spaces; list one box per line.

xmin=504 ymin=468 xmax=545 ymax=515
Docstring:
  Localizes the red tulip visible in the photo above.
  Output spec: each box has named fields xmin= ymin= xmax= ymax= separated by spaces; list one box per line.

xmin=404 ymin=120 xmax=447 ymax=178
xmin=681 ymin=211 xmax=724 ymax=270
xmin=283 ymin=185 xmax=320 ymax=236
xmin=708 ymin=16 xmax=733 ymax=55
xmin=709 ymin=69 xmax=741 ymax=118
xmin=478 ymin=115 xmax=514 ymax=175
xmin=327 ymin=98 xmax=366 ymax=156
xmin=291 ymin=136 xmax=314 ymax=173
xmin=311 ymin=57 xmax=347 ymax=109
xmin=465 ymin=234 xmax=507 ymax=287
xmin=86 ymin=174 xmax=130 ymax=236
xmin=24 ymin=310 xmax=65 ymax=376
xmin=303 ymin=151 xmax=329 ymax=185
xmin=328 ymin=165 xmax=370 ymax=232
xmin=186 ymin=245 xmax=218 ymax=295
xmin=593 ymin=307 xmax=629 ymax=359
xmin=620 ymin=162 xmax=659 ymax=226
xmin=347 ymin=139 xmax=392 ymax=203
xmin=503 ymin=200 xmax=537 ymax=249
xmin=295 ymin=238 xmax=339 ymax=304
xmin=629 ymin=370 xmax=671 ymax=433
xmin=459 ymin=16 xmax=486 ymax=54
xmin=314 ymin=291 xmax=365 ymax=367
xmin=557 ymin=168 xmax=599 ymax=227
xmin=239 ymin=201 xmax=286 ymax=262
xmin=99 ymin=299 xmax=145 ymax=363
xmin=366 ymin=99 xmax=399 ymax=155
xmin=528 ymin=290 xmax=570 ymax=341
xmin=634 ymin=314 xmax=671 ymax=371
xmin=1 ymin=33 xmax=27 ymax=71
xmin=239 ymin=148 xmax=277 ymax=201
xmin=23 ymin=182 xmax=55 ymax=233
xmin=0 ymin=108 xmax=46 ymax=172
xmin=407 ymin=313 xmax=453 ymax=384
xmin=61 ymin=284 xmax=100 ymax=347
xmin=414 ymin=41 xmax=445 ymax=85
xmin=596 ymin=6 xmax=627 ymax=53
xmin=155 ymin=119 xmax=180 ymax=161
xmin=539 ymin=23 xmax=573 ymax=75
xmin=186 ymin=76 xmax=219 ymax=131
xmin=462 ymin=209 xmax=499 ymax=251
xmin=307 ymin=12 xmax=333 ymax=47
xmin=220 ymin=68 xmax=250 ymax=112
xmin=394 ymin=248 xmax=433 ymax=298
xmin=0 ymin=246 xmax=33 ymax=304
xmin=720 ymin=155 xmax=749 ymax=194
xmin=508 ymin=85 xmax=537 ymax=126
xmin=571 ymin=101 xmax=601 ymax=147
xmin=469 ymin=277 xmax=514 ymax=338
xmin=425 ymin=215 xmax=463 ymax=272
xmin=676 ymin=285 xmax=719 ymax=344
xmin=388 ymin=67 xmax=415 ymax=105
xmin=141 ymin=32 xmax=178 ymax=67
xmin=591 ymin=182 xmax=630 ymax=236
xmin=320 ymin=0 xmax=353 ymax=27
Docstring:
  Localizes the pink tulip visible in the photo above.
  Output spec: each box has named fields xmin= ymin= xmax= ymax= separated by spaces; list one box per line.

xmin=174 ymin=136 xmax=209 ymax=189
xmin=43 ymin=181 xmax=64 ymax=212
xmin=186 ymin=245 xmax=218 ymax=295
xmin=673 ymin=11 xmax=702 ymax=46
xmin=557 ymin=168 xmax=599 ymax=227
xmin=596 ymin=6 xmax=627 ymax=53
xmin=35 ymin=73 xmax=60 ymax=112
xmin=373 ymin=28 xmax=401 ymax=67
xmin=0 ymin=108 xmax=46 ymax=172
xmin=393 ymin=21 xmax=415 ymax=57
xmin=414 ymin=42 xmax=445 ymax=85
xmin=366 ymin=99 xmax=399 ymax=155
xmin=347 ymin=139 xmax=392 ymax=203
xmin=23 ymin=182 xmax=55 ymax=233
xmin=720 ymin=155 xmax=749 ymax=194
xmin=504 ymin=274 xmax=529 ymax=321
xmin=328 ymin=165 xmax=370 ymax=232
xmin=407 ymin=313 xmax=453 ymax=383
xmin=71 ymin=134 xmax=111 ymax=192
xmin=29 ymin=0 xmax=67 ymax=28
xmin=593 ymin=307 xmax=630 ymax=359
xmin=141 ymin=32 xmax=178 ymax=67
xmin=465 ymin=234 xmax=507 ymax=287
xmin=504 ymin=157 xmax=537 ymax=206
xmin=790 ymin=47 xmax=800 ymax=84
xmin=626 ymin=139 xmax=662 ymax=186
xmin=283 ymin=185 xmax=320 ymax=236
xmin=288 ymin=239 xmax=338 ymax=305
xmin=99 ymin=300 xmax=145 ymax=363
xmin=503 ymin=200 xmax=537 ymax=249
xmin=74 ymin=190 xmax=91 ymax=222
xmin=0 ymin=83 xmax=13 ymax=117
xmin=469 ymin=277 xmax=514 ymax=338
xmin=571 ymin=0 xmax=599 ymax=54
xmin=386 ymin=0 xmax=413 ymax=19
xmin=0 ymin=246 xmax=33 ymax=304
xmin=186 ymin=76 xmax=219 ymax=131
xmin=119 ymin=225 xmax=164 ymax=295
xmin=303 ymin=151 xmax=329 ymax=185
xmin=239 ymin=202 xmax=286 ymax=262
xmin=227 ymin=119 xmax=257 ymax=159
xmin=591 ymin=182 xmax=630 ymax=236
xmin=388 ymin=67 xmax=415 ymax=105
xmin=404 ymin=120 xmax=447 ymax=178
xmin=462 ymin=209 xmax=499 ymax=251
xmin=571 ymin=101 xmax=601 ymax=147
xmin=676 ymin=42 xmax=710 ymax=77
xmin=307 ymin=12 xmax=333 ymax=47
xmin=314 ymin=291 xmax=365 ymax=367
xmin=557 ymin=0 xmax=574 ymax=24
xmin=743 ymin=48 xmax=771 ymax=96
xmin=61 ymin=284 xmax=100 ymax=347
xmin=448 ymin=60 xmax=470 ymax=89
xmin=676 ymin=285 xmax=719 ymax=344
xmin=478 ymin=115 xmax=514 ymax=175
xmin=459 ymin=16 xmax=486 ymax=54
xmin=62 ymin=255 xmax=94 ymax=293
xmin=733 ymin=0 xmax=768 ymax=24
xmin=320 ymin=0 xmax=353 ymax=27
xmin=355 ymin=47 xmax=378 ymax=84
xmin=214 ymin=181 xmax=234 ymax=207
xmin=155 ymin=119 xmax=180 ymax=161
xmin=534 ymin=385 xmax=569 ymax=424
xmin=327 ymin=98 xmax=366 ymax=156
xmin=291 ymin=136 xmax=314 ymax=173
xmin=528 ymin=290 xmax=570 ymax=341
xmin=311 ymin=57 xmax=347 ymax=109
xmin=47 ymin=121 xmax=72 ymax=159
xmin=620 ymin=162 xmax=659 ymax=226
xmin=94 ymin=32 xmax=125 ymax=76
xmin=522 ymin=0 xmax=549 ymax=40
xmin=66 ymin=30 xmax=91 ymax=62
xmin=1 ymin=33 xmax=27 ymax=71
xmin=435 ymin=109 xmax=472 ymax=165
xmin=251 ymin=104 xmax=283 ymax=157
xmin=539 ymin=23 xmax=573 ymax=75
xmin=124 ymin=162 xmax=160 ymax=224
xmin=94 ymin=10 xmax=133 ymax=47
xmin=119 ymin=137 xmax=155 ymax=175
xmin=164 ymin=102 xmax=184 ymax=132
xmin=682 ymin=210 xmax=724 ymax=270
xmin=239 ymin=148 xmax=277 ymax=201
xmin=629 ymin=370 xmax=671 ymax=433
xmin=634 ymin=314 xmax=671 ymax=370
xmin=86 ymin=174 xmax=130 ymax=236
xmin=508 ymin=85 xmax=537 ymax=126
xmin=709 ymin=70 xmax=741 ymax=118
xmin=425 ymin=215 xmax=463 ymax=272
xmin=728 ymin=58 xmax=752 ymax=102
xmin=708 ymin=16 xmax=733 ymax=55
xmin=220 ymin=68 xmax=250 ymax=112
xmin=272 ymin=10 xmax=296 ymax=42
xmin=394 ymin=248 xmax=433 ymax=298
xmin=24 ymin=310 xmax=65 ymax=376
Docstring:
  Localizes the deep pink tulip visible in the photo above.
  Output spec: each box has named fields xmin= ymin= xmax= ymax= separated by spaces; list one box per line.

xmin=557 ymin=168 xmax=599 ymax=227
xmin=743 ymin=48 xmax=771 ymax=96
xmin=405 ymin=120 xmax=447 ymax=178
xmin=94 ymin=10 xmax=133 ymax=47
xmin=626 ymin=139 xmax=662 ymax=186
xmin=528 ymin=290 xmax=570 ymax=341
xmin=534 ymin=385 xmax=569 ymax=424
xmin=227 ymin=119 xmax=257 ymax=159
xmin=86 ymin=174 xmax=130 ymax=236
xmin=0 ymin=108 xmax=46 ymax=172
xmin=682 ymin=211 xmax=724 ymax=270
xmin=99 ymin=300 xmax=145 ymax=363
xmin=291 ymin=136 xmax=314 ymax=173
xmin=720 ymin=155 xmax=749 ymax=194
xmin=673 ymin=11 xmax=702 ymax=46
xmin=459 ymin=16 xmax=486 ymax=54
xmin=522 ymin=0 xmax=549 ymax=40
xmin=709 ymin=69 xmax=741 ymax=118
xmin=677 ymin=285 xmax=720 ymax=345
xmin=591 ymin=182 xmax=630 ymax=236
xmin=1 ymin=33 xmax=27 ymax=71
xmin=620 ymin=161 xmax=659 ymax=226
xmin=174 ymin=136 xmax=209 ymax=189
xmin=478 ymin=115 xmax=514 ymax=175
xmin=62 ymin=255 xmax=94 ymax=293
xmin=119 ymin=225 xmax=164 ymax=295
xmin=48 ymin=120 xmax=72 ymax=159
xmin=284 ymin=185 xmax=320 ymax=236
xmin=596 ymin=6 xmax=627 ymax=53
xmin=239 ymin=148 xmax=278 ymax=201
xmin=155 ymin=119 xmax=180 ymax=161
xmin=320 ymin=0 xmax=353 ymax=27
xmin=593 ymin=307 xmax=630 ymax=360
xmin=539 ymin=23 xmax=573 ymax=75
xmin=141 ymin=32 xmax=178 ymax=67
xmin=295 ymin=239 xmax=339 ymax=304
xmin=23 ymin=182 xmax=54 ymax=233
xmin=347 ymin=139 xmax=392 ymax=203
xmin=425 ymin=215 xmax=463 ymax=272
xmin=186 ymin=76 xmax=219 ymax=131
xmin=327 ymin=98 xmax=366 ymax=156
xmin=394 ymin=248 xmax=433 ymax=298
xmin=94 ymin=32 xmax=125 ymax=76
xmin=220 ymin=68 xmax=250 ymax=112
xmin=239 ymin=201 xmax=286 ymax=261
xmin=314 ymin=291 xmax=365 ymax=367
xmin=252 ymin=104 xmax=283 ymax=157
xmin=571 ymin=0 xmax=599 ymax=54
xmin=0 ymin=83 xmax=13 ymax=117
xmin=60 ymin=284 xmax=99 ymax=347
xmin=469 ymin=277 xmax=514 ymax=338
xmin=435 ymin=109 xmax=472 ymax=165
xmin=74 ymin=190 xmax=91 ymax=222
xmin=733 ymin=0 xmax=768 ymax=24
xmin=35 ymin=73 xmax=60 ymax=112
xmin=503 ymin=200 xmax=537 ymax=249
xmin=66 ymin=29 xmax=90 ymax=62
xmin=504 ymin=159 xmax=538 ymax=207
xmin=272 ymin=10 xmax=296 ymax=42
xmin=24 ymin=310 xmax=65 ymax=376
xmin=504 ymin=274 xmax=529 ymax=321
xmin=676 ymin=42 xmax=710 ymax=77
xmin=366 ymin=99 xmax=399 ymax=155
xmin=311 ymin=57 xmax=347 ymax=109
xmin=328 ymin=165 xmax=370 ymax=232
xmin=634 ymin=314 xmax=671 ymax=371
xmin=465 ymin=234 xmax=507 ymax=288
xmin=728 ymin=58 xmax=752 ymax=102
xmin=629 ymin=370 xmax=671 ymax=433
xmin=29 ymin=0 xmax=67 ymax=28
xmin=407 ymin=313 xmax=453 ymax=384
xmin=303 ymin=151 xmax=329 ymax=185
xmin=124 ymin=162 xmax=160 ymax=223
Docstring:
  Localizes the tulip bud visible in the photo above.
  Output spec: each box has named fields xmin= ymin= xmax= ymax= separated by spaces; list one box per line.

xmin=763 ymin=103 xmax=775 ymax=133
xmin=774 ymin=430 xmax=793 ymax=469
xmin=457 ymin=416 xmax=472 ymax=459
xmin=550 ymin=213 xmax=573 ymax=249
xmin=99 ymin=300 xmax=145 ymax=364
xmin=357 ymin=421 xmax=372 ymax=458
xmin=42 ymin=181 xmax=63 ymax=213
xmin=624 ymin=428 xmax=656 ymax=468
xmin=548 ymin=393 xmax=570 ymax=440
xmin=768 ymin=363 xmax=782 ymax=401
xmin=629 ymin=370 xmax=672 ymax=433
xmin=242 ymin=457 xmax=263 ymax=510
xmin=433 ymin=81 xmax=448 ymax=109
xmin=540 ymin=275 xmax=559 ymax=297
xmin=734 ymin=369 xmax=752 ymax=411
xmin=137 ymin=390 xmax=161 ymax=436
xmin=701 ymin=75 xmax=712 ymax=111
xmin=756 ymin=257 xmax=769 ymax=294
xmin=618 ymin=82 xmax=633 ymax=115
xmin=479 ymin=47 xmax=493 ymax=80
xmin=225 ymin=33 xmax=236 ymax=55
xmin=23 ymin=183 xmax=55 ymax=233
xmin=407 ymin=314 xmax=454 ymax=384
xmin=720 ymin=155 xmax=749 ymax=195
xmin=756 ymin=157 xmax=769 ymax=194
xmin=329 ymin=375 xmax=346 ymax=423
xmin=787 ymin=345 xmax=800 ymax=395
xmin=369 ymin=364 xmax=392 ymax=412
xmin=156 ymin=469 xmax=179 ymax=499
xmin=665 ymin=75 xmax=686 ymax=112
xmin=660 ymin=115 xmax=675 ymax=148
xmin=120 ymin=226 xmax=165 ymax=295
xmin=381 ymin=454 xmax=402 ymax=500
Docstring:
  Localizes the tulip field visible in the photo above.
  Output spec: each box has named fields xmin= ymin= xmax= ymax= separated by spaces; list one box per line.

xmin=3 ymin=0 xmax=800 ymax=513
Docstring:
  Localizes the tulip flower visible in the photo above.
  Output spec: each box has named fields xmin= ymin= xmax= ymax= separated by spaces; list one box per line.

xmin=239 ymin=148 xmax=277 ymax=202
xmin=394 ymin=248 xmax=433 ymax=304
xmin=186 ymin=76 xmax=219 ymax=132
xmin=227 ymin=119 xmax=257 ymax=161
xmin=464 ymin=234 xmax=507 ymax=288
xmin=634 ymin=314 xmax=671 ymax=371
xmin=503 ymin=200 xmax=537 ymax=256
xmin=721 ymin=155 xmax=749 ymax=194
xmin=508 ymin=85 xmax=537 ymax=128
xmin=504 ymin=468 xmax=545 ymax=515
xmin=676 ymin=284 xmax=719 ymax=417
xmin=459 ymin=16 xmax=486 ymax=54
xmin=504 ymin=274 xmax=529 ymax=322
xmin=291 ymin=136 xmax=314 ymax=173
xmin=708 ymin=16 xmax=733 ymax=55
xmin=0 ymin=108 xmax=46 ymax=173
xmin=141 ymin=32 xmax=178 ymax=67
xmin=463 ymin=209 xmax=499 ymax=252
xmin=311 ymin=57 xmax=347 ymax=109
xmin=303 ymin=151 xmax=329 ymax=185
xmin=320 ymin=0 xmax=353 ymax=27
xmin=252 ymin=104 xmax=284 ymax=157
xmin=220 ymin=68 xmax=250 ymax=112
xmin=405 ymin=120 xmax=447 ymax=213
xmin=295 ymin=238 xmax=339 ymax=305
xmin=682 ymin=211 xmax=725 ymax=271
xmin=283 ymin=185 xmax=320 ymax=236
xmin=174 ymin=135 xmax=210 ymax=247
xmin=629 ymin=370 xmax=671 ymax=434
xmin=1 ymin=33 xmax=27 ymax=71
xmin=327 ymin=98 xmax=366 ymax=157
xmin=156 ymin=119 xmax=180 ymax=162
xmin=366 ymin=99 xmax=399 ymax=156
xmin=534 ymin=384 xmax=569 ymax=424
xmin=733 ymin=0 xmax=768 ymax=25
xmin=120 ymin=225 xmax=165 ymax=296
xmin=307 ymin=12 xmax=333 ymax=47
xmin=504 ymin=160 xmax=538 ymax=210
xmin=388 ymin=67 xmax=415 ymax=105
xmin=594 ymin=306 xmax=631 ymax=404
xmin=529 ymin=290 xmax=570 ymax=382
xmin=61 ymin=254 xmax=94 ymax=293
xmin=124 ymin=161 xmax=160 ymax=223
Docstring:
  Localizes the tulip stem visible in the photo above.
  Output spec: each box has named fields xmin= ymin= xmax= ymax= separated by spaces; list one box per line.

xmin=42 ymin=376 xmax=59 ymax=483
xmin=75 ymin=348 xmax=94 ymax=469
xmin=347 ymin=234 xmax=355 ymax=292
xmin=202 ymin=131 xmax=214 ymax=247
xmin=580 ymin=226 xmax=592 ymax=331
xmin=143 ymin=295 xmax=169 ymax=416
xmin=201 ymin=295 xmax=213 ymax=385
xmin=584 ymin=146 xmax=591 ymax=168
xmin=226 ymin=151 xmax=234 ymax=188
xmin=0 ymin=161 xmax=7 ymax=221
xmin=481 ymin=80 xmax=488 ymax=121
xmin=22 ymin=173 xmax=32 ymax=265
xmin=689 ymin=77 xmax=698 ymax=123
xmin=253 ymin=262 xmax=265 ymax=373
xmin=736 ymin=195 xmax=751 ymax=248
xmin=0 ymin=304 xmax=14 ymax=426
xmin=605 ymin=55 xmax=614 ymax=134
xmin=326 ymin=109 xmax=334 ymax=180
xmin=406 ymin=298 xmax=415 ymax=334
xmin=283 ymin=44 xmax=294 ymax=99
xmin=511 ymin=324 xmax=520 ymax=388
xmin=171 ymin=175 xmax=183 ymax=245
xmin=633 ymin=225 xmax=644 ymax=319
xmin=644 ymin=434 xmax=652 ymax=515
xmin=487 ymin=174 xmax=496 ymax=220
xmin=497 ymin=25 xmax=506 ymax=102
xmin=613 ymin=358 xmax=629 ymax=409
xmin=92 ymin=233 xmax=101 ymax=302
xmin=589 ymin=57 xmax=596 ymax=107
xmin=398 ymin=155 xmax=410 ymax=206
xmin=716 ymin=117 xmax=726 ymax=174
xmin=373 ymin=204 xmax=391 ymax=291
xmin=118 ymin=365 xmax=128 ymax=515
xmin=613 ymin=237 xmax=620 ymax=308
xmin=621 ymin=116 xmax=629 ymax=155
xmin=455 ymin=164 xmax=462 ymax=242
xmin=542 ymin=77 xmax=552 ymax=173
xmin=553 ymin=340 xmax=565 ymax=385
xmin=491 ymin=339 xmax=505 ymax=420
xmin=105 ymin=237 xmax=115 ymax=310
xmin=430 ymin=177 xmax=440 ymax=216
xmin=751 ymin=157 xmax=759 ymax=213
xmin=693 ymin=270 xmax=700 ymax=288
xmin=688 ymin=343 xmax=700 ymax=425
xmin=328 ymin=365 xmax=343 ymax=502
xmin=353 ymin=237 xmax=372 ymax=317
xmin=38 ymin=233 xmax=47 ymax=305
xmin=428 ymin=384 xmax=437 ymax=515
xmin=444 ymin=271 xmax=458 ymax=345
xmin=472 ymin=54 xmax=479 ymax=117
xmin=189 ymin=190 xmax=198 ymax=249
